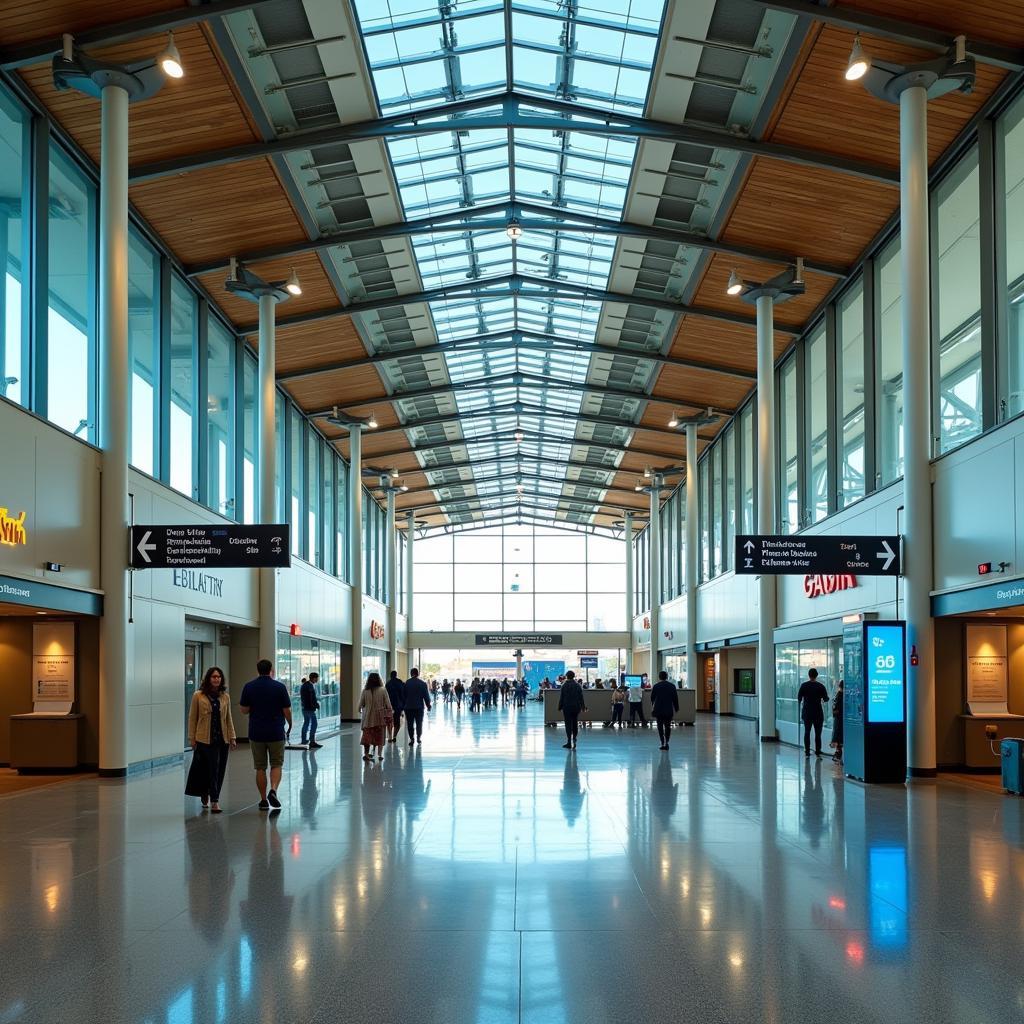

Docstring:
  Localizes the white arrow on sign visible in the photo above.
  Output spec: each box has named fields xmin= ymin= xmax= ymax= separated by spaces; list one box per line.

xmin=876 ymin=539 xmax=896 ymax=572
xmin=744 ymin=540 xmax=755 ymax=553
xmin=136 ymin=530 xmax=157 ymax=564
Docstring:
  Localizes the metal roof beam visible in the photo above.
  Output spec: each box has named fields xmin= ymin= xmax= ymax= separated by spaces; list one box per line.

xmin=188 ymin=200 xmax=846 ymax=279
xmin=406 ymin=451 xmax=674 ymax=477
xmin=129 ymin=91 xmax=900 ymax=185
xmin=748 ymin=0 xmax=1024 ymax=71
xmin=403 ymin=493 xmax=646 ymax=515
xmin=398 ymin=469 xmax=643 ymax=498
xmin=0 ymin=0 xmax=278 ymax=70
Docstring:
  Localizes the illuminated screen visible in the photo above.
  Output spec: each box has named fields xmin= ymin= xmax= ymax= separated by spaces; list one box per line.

xmin=623 ymin=674 xmax=645 ymax=687
xmin=865 ymin=623 xmax=905 ymax=723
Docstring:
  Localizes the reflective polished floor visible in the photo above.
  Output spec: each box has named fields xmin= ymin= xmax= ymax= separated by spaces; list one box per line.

xmin=4 ymin=703 xmax=1024 ymax=1024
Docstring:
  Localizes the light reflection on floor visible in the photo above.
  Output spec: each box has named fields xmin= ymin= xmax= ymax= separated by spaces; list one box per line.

xmin=3 ymin=701 xmax=1024 ymax=1023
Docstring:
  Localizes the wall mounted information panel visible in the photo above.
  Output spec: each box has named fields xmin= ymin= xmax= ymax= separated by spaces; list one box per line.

xmin=130 ymin=524 xmax=292 ymax=569
xmin=735 ymin=535 xmax=901 ymax=576
xmin=475 ymin=633 xmax=564 ymax=646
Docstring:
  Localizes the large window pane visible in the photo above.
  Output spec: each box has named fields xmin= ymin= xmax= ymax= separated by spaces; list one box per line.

xmin=48 ymin=146 xmax=96 ymax=440
xmin=876 ymin=237 xmax=904 ymax=484
xmin=0 ymin=90 xmax=28 ymax=408
xmin=242 ymin=356 xmax=257 ymax=522
xmin=306 ymin=427 xmax=319 ymax=566
xmin=699 ymin=458 xmax=710 ymax=582
xmin=454 ymin=562 xmax=502 ymax=591
xmin=779 ymin=356 xmax=799 ymax=533
xmin=935 ymin=149 xmax=982 ymax=452
xmin=723 ymin=425 xmax=735 ymax=569
xmin=322 ymin=449 xmax=334 ymax=576
xmin=837 ymin=279 xmax=865 ymax=507
xmin=169 ymin=275 xmax=196 ymax=497
xmin=805 ymin=325 xmax=828 ymax=522
xmin=588 ymin=593 xmax=624 ymax=630
xmin=289 ymin=407 xmax=302 ymax=556
xmin=740 ymin=404 xmax=754 ymax=533
xmin=1000 ymin=95 xmax=1024 ymax=419
xmin=128 ymin=231 xmax=158 ymax=474
xmin=206 ymin=317 xmax=234 ymax=516
xmin=336 ymin=457 xmax=348 ymax=580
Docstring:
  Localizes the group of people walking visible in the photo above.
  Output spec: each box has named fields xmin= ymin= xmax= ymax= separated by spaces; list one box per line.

xmin=440 ymin=677 xmax=528 ymax=709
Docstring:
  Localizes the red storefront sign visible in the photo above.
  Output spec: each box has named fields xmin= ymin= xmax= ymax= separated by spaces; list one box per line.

xmin=803 ymin=573 xmax=858 ymax=598
xmin=369 ymin=620 xmax=385 ymax=640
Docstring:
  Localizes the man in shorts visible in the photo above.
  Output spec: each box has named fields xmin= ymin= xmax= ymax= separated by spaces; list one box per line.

xmin=240 ymin=659 xmax=293 ymax=811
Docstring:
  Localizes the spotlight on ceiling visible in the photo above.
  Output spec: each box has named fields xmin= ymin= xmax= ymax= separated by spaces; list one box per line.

xmin=643 ymin=466 xmax=652 ymax=479
xmin=668 ymin=412 xmax=680 ymax=429
xmin=505 ymin=218 xmax=523 ymax=242
xmin=726 ymin=268 xmax=744 ymax=296
xmin=399 ymin=483 xmax=409 ymax=492
xmin=285 ymin=267 xmax=302 ymax=296
xmin=635 ymin=481 xmax=645 ymax=493
xmin=367 ymin=412 xmax=378 ymax=430
xmin=158 ymin=32 xmax=185 ymax=79
xmin=845 ymin=33 xmax=870 ymax=81
xmin=389 ymin=467 xmax=399 ymax=479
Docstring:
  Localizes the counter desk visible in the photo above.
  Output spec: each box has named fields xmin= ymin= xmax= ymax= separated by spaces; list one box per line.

xmin=543 ymin=688 xmax=696 ymax=726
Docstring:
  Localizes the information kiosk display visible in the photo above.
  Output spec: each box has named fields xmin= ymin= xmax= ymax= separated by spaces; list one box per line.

xmin=843 ymin=620 xmax=907 ymax=784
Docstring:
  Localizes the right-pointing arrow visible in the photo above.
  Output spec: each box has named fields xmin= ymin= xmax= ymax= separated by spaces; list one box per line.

xmin=877 ymin=539 xmax=895 ymax=572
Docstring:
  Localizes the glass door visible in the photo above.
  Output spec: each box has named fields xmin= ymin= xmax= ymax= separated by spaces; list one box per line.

xmin=184 ymin=642 xmax=202 ymax=746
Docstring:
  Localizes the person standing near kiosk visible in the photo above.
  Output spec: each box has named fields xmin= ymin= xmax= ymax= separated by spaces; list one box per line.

xmin=797 ymin=668 xmax=830 ymax=758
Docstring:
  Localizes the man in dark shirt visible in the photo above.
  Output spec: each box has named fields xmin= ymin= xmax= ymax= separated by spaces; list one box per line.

xmin=385 ymin=671 xmax=405 ymax=744
xmin=403 ymin=667 xmax=432 ymax=745
xmin=797 ymin=668 xmax=830 ymax=758
xmin=558 ymin=670 xmax=586 ymax=750
xmin=240 ymin=659 xmax=293 ymax=811
xmin=650 ymin=670 xmax=680 ymax=750
xmin=300 ymin=672 xmax=321 ymax=749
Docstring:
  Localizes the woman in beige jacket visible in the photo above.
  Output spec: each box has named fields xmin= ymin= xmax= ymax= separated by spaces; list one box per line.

xmin=358 ymin=672 xmax=393 ymax=762
xmin=186 ymin=666 xmax=237 ymax=812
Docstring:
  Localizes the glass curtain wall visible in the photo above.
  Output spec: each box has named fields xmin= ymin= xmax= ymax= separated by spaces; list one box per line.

xmin=206 ymin=318 xmax=234 ymax=516
xmin=876 ymin=237 xmax=904 ymax=484
xmin=804 ymin=324 xmax=828 ymax=522
xmin=999 ymin=93 xmax=1024 ymax=419
xmin=128 ymin=230 xmax=159 ymax=474
xmin=0 ymin=91 xmax=27 ymax=409
xmin=779 ymin=356 xmax=799 ymax=533
xmin=837 ymin=278 xmax=866 ymax=507
xmin=776 ymin=637 xmax=842 ymax=727
xmin=168 ymin=275 xmax=196 ymax=498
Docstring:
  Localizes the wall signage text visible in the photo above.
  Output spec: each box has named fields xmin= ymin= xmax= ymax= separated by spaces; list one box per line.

xmin=369 ymin=620 xmax=385 ymax=641
xmin=0 ymin=508 xmax=27 ymax=547
xmin=172 ymin=569 xmax=225 ymax=597
xmin=803 ymin=573 xmax=858 ymax=599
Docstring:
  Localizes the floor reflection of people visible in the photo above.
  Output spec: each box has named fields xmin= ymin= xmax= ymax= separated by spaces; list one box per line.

xmin=650 ymin=752 xmax=679 ymax=826
xmin=186 ymin=820 xmax=235 ymax=942
xmin=398 ymin=747 xmax=432 ymax=833
xmin=239 ymin=817 xmax=293 ymax=960
xmin=559 ymin=752 xmax=586 ymax=826
xmin=802 ymin=757 xmax=825 ymax=848
xmin=300 ymin=749 xmax=319 ymax=826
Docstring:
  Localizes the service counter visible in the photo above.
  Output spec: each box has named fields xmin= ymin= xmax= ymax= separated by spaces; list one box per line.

xmin=543 ymin=688 xmax=696 ymax=727
xmin=960 ymin=714 xmax=1024 ymax=770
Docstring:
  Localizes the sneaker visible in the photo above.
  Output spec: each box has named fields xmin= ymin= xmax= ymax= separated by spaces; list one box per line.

xmin=267 ymin=789 xmax=281 ymax=810
xmin=258 ymin=799 xmax=270 ymax=811
xmin=563 ymin=742 xmax=572 ymax=748
xmin=309 ymin=742 xmax=323 ymax=749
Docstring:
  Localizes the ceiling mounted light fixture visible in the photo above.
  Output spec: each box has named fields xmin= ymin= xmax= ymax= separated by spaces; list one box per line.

xmin=158 ymin=32 xmax=185 ymax=79
xmin=643 ymin=466 xmax=652 ymax=479
xmin=845 ymin=33 xmax=870 ymax=81
xmin=726 ymin=268 xmax=744 ymax=296
xmin=367 ymin=412 xmax=378 ymax=430
xmin=285 ymin=267 xmax=302 ymax=296
xmin=506 ymin=218 xmax=523 ymax=242
xmin=668 ymin=412 xmax=680 ymax=428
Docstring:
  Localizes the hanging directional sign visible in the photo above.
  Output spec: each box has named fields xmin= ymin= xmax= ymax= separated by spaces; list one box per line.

xmin=735 ymin=534 xmax=901 ymax=577
xmin=130 ymin=524 xmax=292 ymax=570
xmin=476 ymin=633 xmax=563 ymax=646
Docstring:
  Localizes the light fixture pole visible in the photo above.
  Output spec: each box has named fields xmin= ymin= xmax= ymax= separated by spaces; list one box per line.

xmin=53 ymin=33 xmax=182 ymax=776
xmin=225 ymin=261 xmax=298 ymax=665
xmin=848 ymin=35 xmax=974 ymax=776
xmin=376 ymin=475 xmax=407 ymax=679
xmin=624 ymin=510 xmax=634 ymax=673
xmin=649 ymin=474 xmax=662 ymax=678
xmin=727 ymin=263 xmax=805 ymax=741
xmin=405 ymin=510 xmax=416 ymax=643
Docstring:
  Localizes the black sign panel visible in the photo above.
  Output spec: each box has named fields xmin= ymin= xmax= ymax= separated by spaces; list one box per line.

xmin=475 ymin=633 xmax=563 ymax=646
xmin=734 ymin=534 xmax=901 ymax=577
xmin=130 ymin=524 xmax=291 ymax=569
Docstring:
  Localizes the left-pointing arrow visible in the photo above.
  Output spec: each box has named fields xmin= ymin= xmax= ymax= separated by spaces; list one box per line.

xmin=136 ymin=530 xmax=157 ymax=564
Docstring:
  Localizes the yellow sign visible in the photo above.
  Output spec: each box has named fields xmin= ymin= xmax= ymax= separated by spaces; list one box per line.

xmin=0 ymin=508 xmax=27 ymax=547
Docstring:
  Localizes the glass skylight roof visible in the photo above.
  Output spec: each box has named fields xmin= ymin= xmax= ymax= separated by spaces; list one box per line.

xmin=351 ymin=0 xmax=667 ymax=521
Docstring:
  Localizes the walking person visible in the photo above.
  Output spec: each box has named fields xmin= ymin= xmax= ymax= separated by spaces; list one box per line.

xmin=186 ymin=666 xmax=237 ymax=813
xmin=650 ymin=670 xmax=679 ymax=750
xmin=470 ymin=678 xmax=482 ymax=712
xmin=385 ymin=670 xmax=406 ymax=744
xmin=610 ymin=684 xmax=626 ymax=728
xmin=454 ymin=679 xmax=465 ymax=708
xmin=358 ymin=672 xmax=393 ymax=762
xmin=239 ymin=659 xmax=292 ymax=812
xmin=797 ymin=667 xmax=830 ymax=758
xmin=830 ymin=679 xmax=845 ymax=762
xmin=404 ymin=667 xmax=432 ymax=745
xmin=627 ymin=676 xmax=646 ymax=727
xmin=300 ymin=672 xmax=322 ymax=749
xmin=558 ymin=670 xmax=586 ymax=750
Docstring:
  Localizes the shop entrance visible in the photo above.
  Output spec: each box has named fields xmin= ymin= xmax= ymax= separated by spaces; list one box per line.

xmin=184 ymin=641 xmax=203 ymax=746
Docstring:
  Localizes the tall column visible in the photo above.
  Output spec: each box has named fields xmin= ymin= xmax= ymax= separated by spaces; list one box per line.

xmin=386 ymin=487 xmax=397 ymax=677
xmin=756 ymin=292 xmax=778 ymax=740
xmin=405 ymin=510 xmax=415 ymax=637
xmin=516 ymin=649 xmax=523 ymax=684
xmin=900 ymin=84 xmax=936 ymax=776
xmin=648 ymin=478 xmax=661 ymax=678
xmin=347 ymin=427 xmax=363 ymax=717
xmin=685 ymin=423 xmax=699 ymax=693
xmin=624 ymin=511 xmax=634 ymax=673
xmin=257 ymin=290 xmax=278 ymax=665
xmin=98 ymin=84 xmax=130 ymax=775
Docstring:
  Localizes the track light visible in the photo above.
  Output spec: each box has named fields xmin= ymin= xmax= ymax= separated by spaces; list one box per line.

xmin=505 ymin=218 xmax=523 ymax=241
xmin=643 ymin=466 xmax=652 ymax=479
xmin=635 ymin=481 xmax=645 ymax=492
xmin=845 ymin=34 xmax=870 ymax=81
xmin=794 ymin=256 xmax=804 ymax=286
xmin=285 ymin=267 xmax=302 ymax=296
xmin=726 ymin=268 xmax=744 ymax=296
xmin=158 ymin=32 xmax=184 ymax=79
xmin=367 ymin=412 xmax=378 ymax=430
xmin=668 ymin=412 xmax=680 ymax=428
xmin=399 ymin=483 xmax=408 ymax=492
xmin=389 ymin=467 xmax=399 ymax=479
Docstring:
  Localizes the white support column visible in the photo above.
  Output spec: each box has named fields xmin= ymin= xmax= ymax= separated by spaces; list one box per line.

xmin=900 ymin=84 xmax=936 ymax=776
xmin=516 ymin=649 xmax=523 ymax=684
xmin=257 ymin=290 xmax=279 ymax=666
xmin=685 ymin=423 xmax=699 ymax=694
xmin=756 ymin=292 xmax=778 ymax=740
xmin=347 ymin=427 xmax=363 ymax=716
xmin=386 ymin=487 xmax=397 ymax=677
xmin=648 ymin=478 xmax=661 ymax=678
xmin=405 ymin=510 xmax=415 ymax=636
xmin=98 ymin=83 xmax=130 ymax=775
xmin=624 ymin=511 xmax=634 ymax=673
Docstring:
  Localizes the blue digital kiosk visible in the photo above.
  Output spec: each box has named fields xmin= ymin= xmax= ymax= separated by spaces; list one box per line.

xmin=843 ymin=620 xmax=907 ymax=784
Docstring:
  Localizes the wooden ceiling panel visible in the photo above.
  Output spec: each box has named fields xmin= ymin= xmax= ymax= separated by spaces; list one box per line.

xmin=282 ymin=365 xmax=386 ymax=411
xmin=198 ymin=252 xmax=339 ymax=328
xmin=1 ymin=0 xmax=186 ymax=45
xmin=843 ymin=0 xmax=1024 ymax=43
xmin=272 ymin=318 xmax=368 ymax=375
xmin=130 ymin=158 xmax=307 ymax=263
xmin=20 ymin=26 xmax=256 ymax=165
xmin=693 ymin=254 xmax=835 ymax=328
xmin=651 ymin=365 xmax=754 ymax=413
xmin=626 ymin=426 xmax=690 ymax=458
xmin=669 ymin=318 xmax=764 ymax=371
